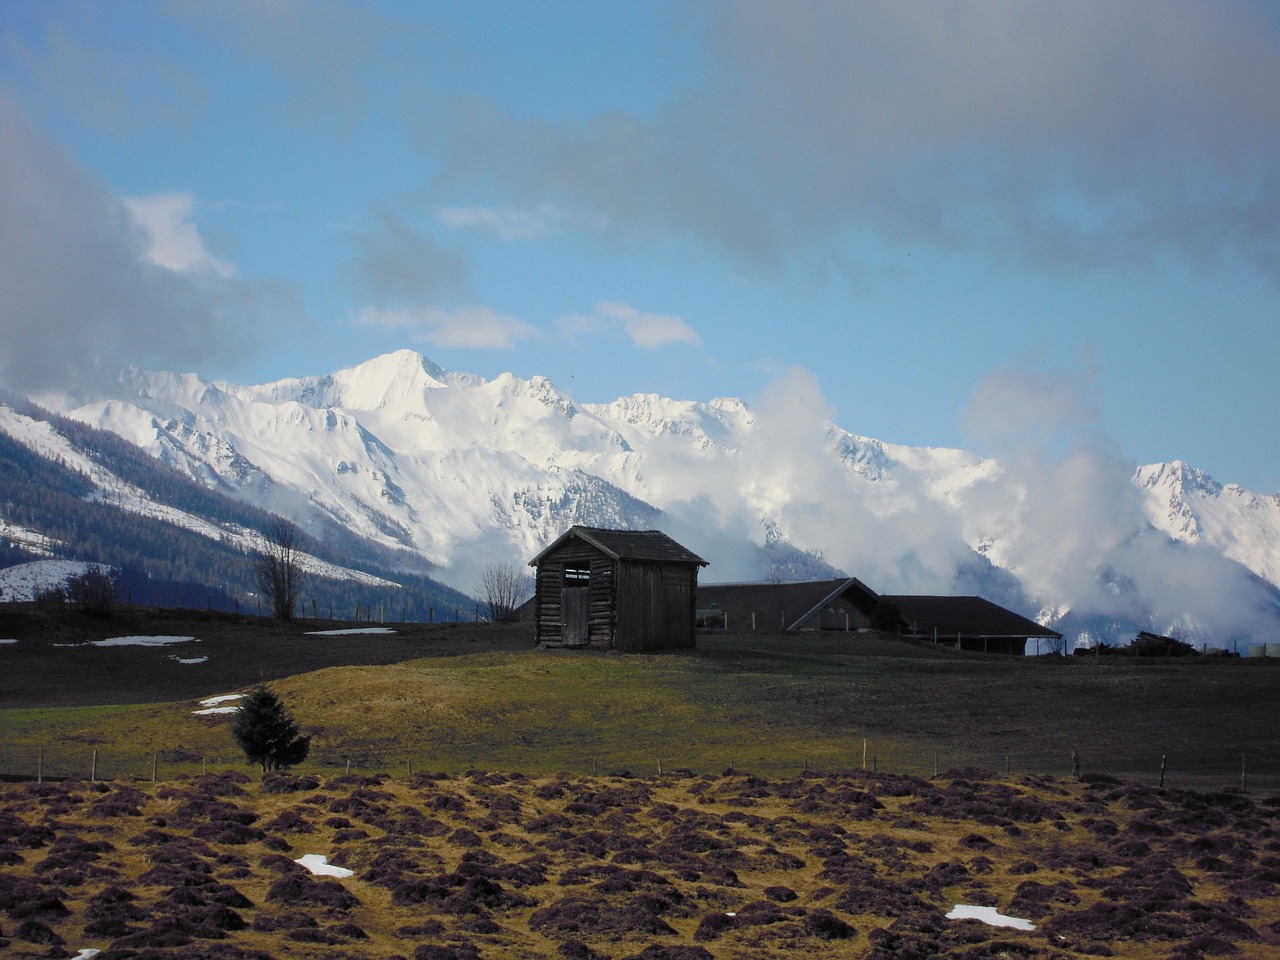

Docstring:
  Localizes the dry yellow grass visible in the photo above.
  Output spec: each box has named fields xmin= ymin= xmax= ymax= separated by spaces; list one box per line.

xmin=1 ymin=765 xmax=1277 ymax=959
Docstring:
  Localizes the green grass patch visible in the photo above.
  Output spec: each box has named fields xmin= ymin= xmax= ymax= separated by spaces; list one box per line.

xmin=3 ymin=612 xmax=1278 ymax=790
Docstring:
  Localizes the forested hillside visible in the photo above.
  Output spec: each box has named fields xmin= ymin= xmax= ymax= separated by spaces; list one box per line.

xmin=0 ymin=403 xmax=474 ymax=620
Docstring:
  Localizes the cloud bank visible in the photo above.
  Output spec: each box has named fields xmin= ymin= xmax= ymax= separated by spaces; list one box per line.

xmin=441 ymin=1 xmax=1280 ymax=279
xmin=955 ymin=357 xmax=1279 ymax=641
xmin=0 ymin=93 xmax=285 ymax=397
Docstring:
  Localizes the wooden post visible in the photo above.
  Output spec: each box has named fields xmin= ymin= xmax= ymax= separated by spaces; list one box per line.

xmin=37 ymin=746 xmax=43 ymax=784
xmin=845 ymin=611 xmax=850 ymax=632
xmin=407 ymin=759 xmax=413 ymax=777
xmin=657 ymin=758 xmax=663 ymax=775
xmin=202 ymin=756 xmax=206 ymax=776
xmin=862 ymin=738 xmax=868 ymax=771
xmin=91 ymin=749 xmax=98 ymax=782
xmin=346 ymin=757 xmax=351 ymax=774
xmin=1071 ymin=750 xmax=1080 ymax=778
xmin=723 ymin=611 xmax=728 ymax=631
xmin=1159 ymin=753 xmax=1167 ymax=788
xmin=152 ymin=754 xmax=158 ymax=783
xmin=751 ymin=611 xmax=756 ymax=632
xmin=933 ymin=752 xmax=939 ymax=777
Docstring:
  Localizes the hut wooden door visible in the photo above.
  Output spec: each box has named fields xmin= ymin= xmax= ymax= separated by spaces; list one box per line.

xmin=562 ymin=587 xmax=589 ymax=644
xmin=663 ymin=580 xmax=692 ymax=646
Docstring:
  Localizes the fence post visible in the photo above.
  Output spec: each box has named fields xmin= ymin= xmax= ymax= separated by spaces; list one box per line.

xmin=862 ymin=738 xmax=868 ymax=771
xmin=91 ymin=749 xmax=98 ymax=782
xmin=1071 ymin=750 xmax=1080 ymax=778
xmin=152 ymin=754 xmax=158 ymax=783
xmin=37 ymin=746 xmax=43 ymax=784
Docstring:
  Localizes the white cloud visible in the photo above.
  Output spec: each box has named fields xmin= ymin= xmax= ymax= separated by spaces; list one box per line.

xmin=0 ymin=93 xmax=286 ymax=395
xmin=561 ymin=301 xmax=701 ymax=351
xmin=124 ymin=192 xmax=235 ymax=278
xmin=957 ymin=355 xmax=1279 ymax=640
xmin=356 ymin=304 xmax=540 ymax=351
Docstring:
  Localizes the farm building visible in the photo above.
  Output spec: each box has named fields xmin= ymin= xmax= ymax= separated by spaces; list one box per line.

xmin=697 ymin=578 xmax=1060 ymax=655
xmin=528 ymin=526 xmax=708 ymax=651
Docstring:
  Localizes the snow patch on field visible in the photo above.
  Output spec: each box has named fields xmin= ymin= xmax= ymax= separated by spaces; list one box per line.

xmin=946 ymin=904 xmax=1035 ymax=931
xmin=305 ymin=627 xmax=397 ymax=636
xmin=93 ymin=635 xmax=197 ymax=647
xmin=193 ymin=693 xmax=243 ymax=715
xmin=295 ymin=854 xmax=354 ymax=878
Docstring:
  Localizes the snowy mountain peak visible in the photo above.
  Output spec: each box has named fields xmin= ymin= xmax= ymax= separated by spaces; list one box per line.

xmin=6 ymin=351 xmax=1278 ymax=647
xmin=243 ymin=349 xmax=453 ymax=413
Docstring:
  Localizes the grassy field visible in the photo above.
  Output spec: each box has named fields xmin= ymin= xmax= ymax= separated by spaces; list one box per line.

xmin=1 ymin=607 xmax=1278 ymax=792
xmin=3 ymin=607 xmax=1280 ymax=958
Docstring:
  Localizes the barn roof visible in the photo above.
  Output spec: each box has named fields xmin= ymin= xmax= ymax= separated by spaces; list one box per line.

xmin=884 ymin=595 xmax=1061 ymax=640
xmin=698 ymin=579 xmax=1061 ymax=640
xmin=698 ymin=578 xmax=879 ymax=631
xmin=528 ymin=526 xmax=708 ymax=567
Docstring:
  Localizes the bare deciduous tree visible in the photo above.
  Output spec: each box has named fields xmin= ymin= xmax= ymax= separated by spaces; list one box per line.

xmin=254 ymin=518 xmax=303 ymax=620
xmin=476 ymin=561 xmax=532 ymax=623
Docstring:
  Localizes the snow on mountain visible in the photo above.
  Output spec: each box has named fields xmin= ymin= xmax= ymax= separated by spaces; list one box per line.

xmin=1136 ymin=461 xmax=1280 ymax=589
xmin=13 ymin=350 xmax=1279 ymax=646
xmin=0 ymin=560 xmax=101 ymax=602
xmin=0 ymin=402 xmax=396 ymax=588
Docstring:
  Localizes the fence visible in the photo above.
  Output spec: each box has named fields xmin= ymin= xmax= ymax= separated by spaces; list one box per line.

xmin=3 ymin=740 xmax=1276 ymax=796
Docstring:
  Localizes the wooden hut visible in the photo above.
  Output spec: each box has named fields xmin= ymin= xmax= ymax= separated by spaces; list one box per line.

xmin=529 ymin=526 xmax=708 ymax=651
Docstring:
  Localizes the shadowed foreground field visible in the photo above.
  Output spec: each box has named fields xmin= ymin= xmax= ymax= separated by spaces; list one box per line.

xmin=3 ymin=609 xmax=1280 ymax=957
xmin=1 ymin=610 xmax=1278 ymax=789
xmin=1 ymin=766 xmax=1278 ymax=959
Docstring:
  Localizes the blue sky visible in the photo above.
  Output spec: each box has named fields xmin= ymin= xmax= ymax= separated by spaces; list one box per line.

xmin=1 ymin=1 xmax=1278 ymax=491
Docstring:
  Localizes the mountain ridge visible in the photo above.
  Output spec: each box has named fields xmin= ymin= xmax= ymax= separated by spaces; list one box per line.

xmin=11 ymin=350 xmax=1280 ymax=647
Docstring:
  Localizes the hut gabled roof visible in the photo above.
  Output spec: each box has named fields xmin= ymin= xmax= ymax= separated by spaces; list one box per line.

xmin=528 ymin=526 xmax=708 ymax=567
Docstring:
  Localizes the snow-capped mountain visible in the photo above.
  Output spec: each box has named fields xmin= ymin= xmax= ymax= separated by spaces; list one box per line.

xmin=12 ymin=349 xmax=1280 ymax=647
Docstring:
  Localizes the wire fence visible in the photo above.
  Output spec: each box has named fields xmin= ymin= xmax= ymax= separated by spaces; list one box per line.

xmin=3 ymin=741 xmax=1276 ymax=796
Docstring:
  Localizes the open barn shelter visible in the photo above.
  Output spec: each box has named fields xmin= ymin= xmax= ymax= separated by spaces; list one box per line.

xmin=529 ymin=526 xmax=708 ymax=651
xmin=698 ymin=578 xmax=1060 ymax=656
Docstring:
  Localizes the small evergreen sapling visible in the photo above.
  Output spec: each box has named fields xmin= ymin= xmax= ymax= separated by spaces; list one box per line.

xmin=231 ymin=686 xmax=311 ymax=773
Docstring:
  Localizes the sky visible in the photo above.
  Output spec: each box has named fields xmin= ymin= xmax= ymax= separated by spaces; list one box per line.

xmin=1 ymin=1 xmax=1278 ymax=493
